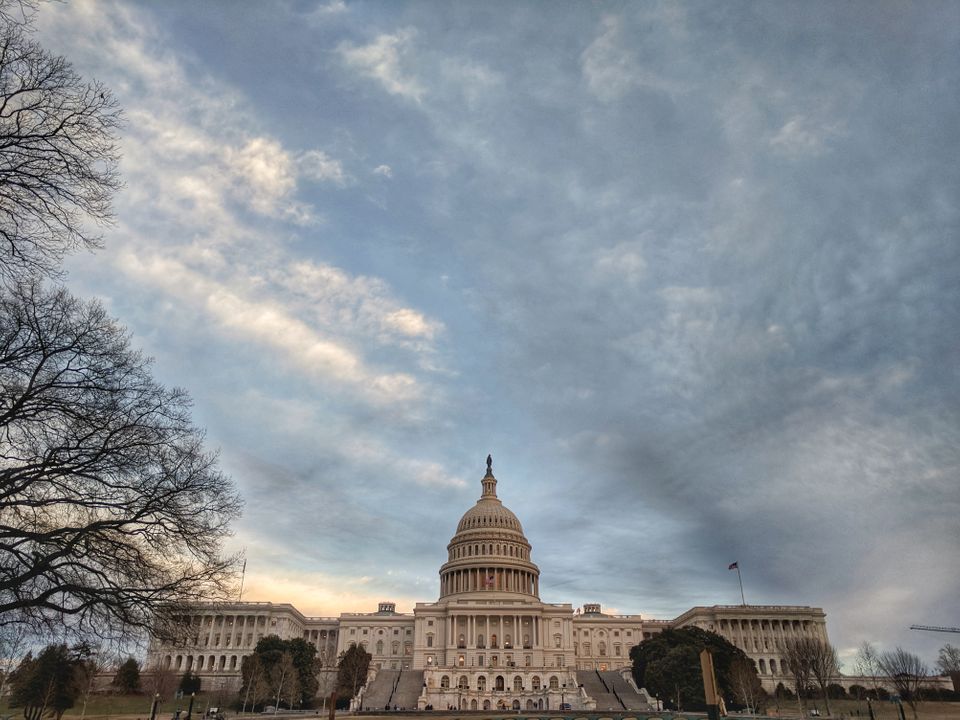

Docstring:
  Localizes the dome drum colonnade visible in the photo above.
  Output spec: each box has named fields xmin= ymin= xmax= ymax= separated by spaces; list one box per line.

xmin=439 ymin=460 xmax=540 ymax=600
xmin=433 ymin=459 xmax=548 ymax=663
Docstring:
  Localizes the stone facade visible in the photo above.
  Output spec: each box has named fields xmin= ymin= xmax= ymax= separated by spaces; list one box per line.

xmin=145 ymin=462 xmax=830 ymax=705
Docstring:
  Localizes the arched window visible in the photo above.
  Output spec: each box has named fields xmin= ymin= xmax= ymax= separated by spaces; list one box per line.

xmin=477 ymin=676 xmax=487 ymax=691
xmin=491 ymin=634 xmax=498 ymax=648
xmin=523 ymin=634 xmax=530 ymax=648
xmin=392 ymin=641 xmax=399 ymax=655
xmin=458 ymin=634 xmax=466 ymax=648
xmin=759 ymin=659 xmax=767 ymax=674
xmin=477 ymin=634 xmax=486 ymax=648
xmin=440 ymin=675 xmax=450 ymax=689
xmin=513 ymin=676 xmax=523 ymax=691
xmin=532 ymin=676 xmax=541 ymax=690
xmin=770 ymin=659 xmax=778 ymax=675
xmin=549 ymin=676 xmax=559 ymax=689
xmin=230 ymin=656 xmax=237 ymax=670
xmin=197 ymin=656 xmax=204 ymax=670
xmin=458 ymin=676 xmax=469 ymax=689
xmin=599 ymin=642 xmax=607 ymax=656
xmin=512 ymin=700 xmax=521 ymax=710
xmin=376 ymin=640 xmax=383 ymax=654
xmin=495 ymin=675 xmax=505 ymax=691
xmin=427 ymin=634 xmax=434 ymax=648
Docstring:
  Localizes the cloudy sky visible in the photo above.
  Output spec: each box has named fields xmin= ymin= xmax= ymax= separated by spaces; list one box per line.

xmin=36 ymin=1 xmax=959 ymax=667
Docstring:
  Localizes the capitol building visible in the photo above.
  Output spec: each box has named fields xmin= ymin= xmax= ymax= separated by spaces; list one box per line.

xmin=147 ymin=459 xmax=830 ymax=711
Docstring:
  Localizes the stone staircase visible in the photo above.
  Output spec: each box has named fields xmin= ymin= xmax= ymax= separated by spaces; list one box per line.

xmin=599 ymin=670 xmax=653 ymax=711
xmin=391 ymin=669 xmax=424 ymax=709
xmin=359 ymin=669 xmax=400 ymax=710
xmin=576 ymin=670 xmax=624 ymax=711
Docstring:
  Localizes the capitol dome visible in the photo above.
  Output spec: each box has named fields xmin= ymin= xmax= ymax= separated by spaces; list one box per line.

xmin=439 ymin=457 xmax=540 ymax=599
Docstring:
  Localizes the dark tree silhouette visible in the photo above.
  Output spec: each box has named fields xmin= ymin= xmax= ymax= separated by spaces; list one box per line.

xmin=8 ymin=644 xmax=88 ymax=720
xmin=335 ymin=645 xmax=371 ymax=702
xmin=878 ymin=647 xmax=928 ymax=719
xmin=0 ymin=1 xmax=121 ymax=282
xmin=0 ymin=282 xmax=242 ymax=640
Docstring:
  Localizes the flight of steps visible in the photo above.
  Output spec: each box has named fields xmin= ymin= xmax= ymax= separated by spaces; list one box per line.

xmin=358 ymin=669 xmax=400 ymax=710
xmin=390 ymin=669 xmax=424 ymax=709
xmin=576 ymin=670 xmax=623 ymax=711
xmin=599 ymin=670 xmax=653 ymax=711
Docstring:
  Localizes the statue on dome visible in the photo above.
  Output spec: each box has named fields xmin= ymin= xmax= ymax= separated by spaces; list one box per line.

xmin=486 ymin=454 xmax=492 ymax=472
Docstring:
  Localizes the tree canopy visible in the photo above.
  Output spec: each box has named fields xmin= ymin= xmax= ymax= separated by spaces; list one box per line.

xmin=0 ymin=0 xmax=121 ymax=282
xmin=630 ymin=626 xmax=761 ymax=711
xmin=0 ymin=283 xmax=242 ymax=639
xmin=0 ymin=2 xmax=240 ymax=642
xmin=335 ymin=644 xmax=371 ymax=702
xmin=111 ymin=658 xmax=140 ymax=694
xmin=240 ymin=635 xmax=320 ymax=709
xmin=8 ymin=644 xmax=88 ymax=720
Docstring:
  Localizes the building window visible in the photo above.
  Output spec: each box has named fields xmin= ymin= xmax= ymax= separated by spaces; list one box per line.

xmin=440 ymin=675 xmax=450 ymax=689
xmin=459 ymin=676 xmax=469 ymax=690
xmin=549 ymin=676 xmax=559 ymax=689
xmin=350 ymin=629 xmax=356 ymax=635
xmin=477 ymin=676 xmax=487 ymax=691
xmin=427 ymin=634 xmax=433 ymax=648
xmin=554 ymin=634 xmax=561 ymax=648
xmin=513 ymin=676 xmax=523 ymax=691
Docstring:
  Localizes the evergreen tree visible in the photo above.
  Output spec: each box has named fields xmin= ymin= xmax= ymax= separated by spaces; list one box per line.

xmin=112 ymin=658 xmax=141 ymax=693
xmin=8 ymin=645 xmax=87 ymax=720
xmin=630 ymin=626 xmax=760 ymax=711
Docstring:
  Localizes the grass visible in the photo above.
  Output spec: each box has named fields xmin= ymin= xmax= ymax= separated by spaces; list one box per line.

xmin=0 ymin=696 xmax=956 ymax=720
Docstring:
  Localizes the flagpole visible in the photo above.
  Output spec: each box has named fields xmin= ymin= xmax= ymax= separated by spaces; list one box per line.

xmin=737 ymin=566 xmax=746 ymax=606
xmin=238 ymin=558 xmax=247 ymax=602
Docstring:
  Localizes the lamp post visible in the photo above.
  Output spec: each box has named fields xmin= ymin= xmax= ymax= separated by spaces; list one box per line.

xmin=149 ymin=694 xmax=160 ymax=720
xmin=561 ymin=683 xmax=566 ymax=711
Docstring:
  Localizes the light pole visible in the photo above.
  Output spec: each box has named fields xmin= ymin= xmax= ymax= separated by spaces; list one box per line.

xmin=561 ymin=683 xmax=566 ymax=711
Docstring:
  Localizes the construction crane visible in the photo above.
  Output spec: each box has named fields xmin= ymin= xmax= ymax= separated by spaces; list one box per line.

xmin=909 ymin=624 xmax=960 ymax=633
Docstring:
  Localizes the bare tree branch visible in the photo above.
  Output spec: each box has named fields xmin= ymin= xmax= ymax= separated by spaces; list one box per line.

xmin=0 ymin=3 xmax=121 ymax=282
xmin=0 ymin=282 xmax=242 ymax=642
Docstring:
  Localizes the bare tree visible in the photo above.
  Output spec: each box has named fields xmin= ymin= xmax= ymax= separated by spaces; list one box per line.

xmin=143 ymin=665 xmax=177 ymax=702
xmin=807 ymin=639 xmax=840 ymax=716
xmin=729 ymin=656 xmax=764 ymax=713
xmin=77 ymin=646 xmax=110 ymax=720
xmin=783 ymin=638 xmax=815 ymax=715
xmin=877 ymin=648 xmax=928 ymax=719
xmin=937 ymin=644 xmax=960 ymax=675
xmin=0 ymin=282 xmax=242 ymax=640
xmin=854 ymin=642 xmax=882 ymax=697
xmin=0 ymin=1 xmax=121 ymax=282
